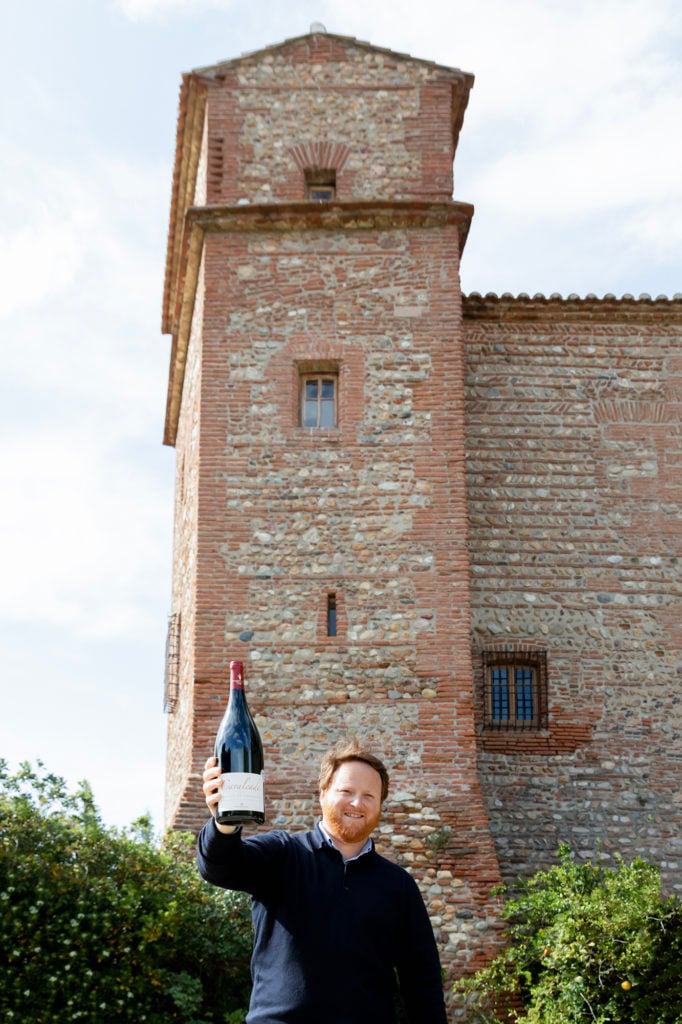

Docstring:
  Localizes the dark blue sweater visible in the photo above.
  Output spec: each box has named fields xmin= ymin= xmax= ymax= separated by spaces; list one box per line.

xmin=197 ymin=819 xmax=448 ymax=1024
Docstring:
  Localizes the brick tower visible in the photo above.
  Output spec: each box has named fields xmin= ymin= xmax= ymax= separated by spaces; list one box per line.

xmin=161 ymin=29 xmax=503 ymax=989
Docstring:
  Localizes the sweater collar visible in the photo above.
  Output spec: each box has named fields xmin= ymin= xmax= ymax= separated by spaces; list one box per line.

xmin=315 ymin=820 xmax=374 ymax=861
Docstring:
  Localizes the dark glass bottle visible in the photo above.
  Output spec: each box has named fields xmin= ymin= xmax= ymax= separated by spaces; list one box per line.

xmin=214 ymin=660 xmax=265 ymax=826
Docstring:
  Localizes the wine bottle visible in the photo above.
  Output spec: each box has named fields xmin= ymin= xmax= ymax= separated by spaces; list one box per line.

xmin=214 ymin=660 xmax=265 ymax=826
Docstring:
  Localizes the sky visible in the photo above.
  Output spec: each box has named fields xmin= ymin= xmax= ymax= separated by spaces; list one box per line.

xmin=1 ymin=0 xmax=681 ymax=833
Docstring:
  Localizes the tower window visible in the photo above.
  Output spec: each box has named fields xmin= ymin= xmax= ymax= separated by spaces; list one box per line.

xmin=305 ymin=169 xmax=336 ymax=201
xmin=301 ymin=373 xmax=337 ymax=428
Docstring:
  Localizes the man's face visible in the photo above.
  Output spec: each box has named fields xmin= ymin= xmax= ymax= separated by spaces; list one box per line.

xmin=319 ymin=759 xmax=383 ymax=847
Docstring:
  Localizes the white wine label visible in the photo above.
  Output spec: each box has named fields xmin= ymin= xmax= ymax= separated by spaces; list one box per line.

xmin=218 ymin=772 xmax=264 ymax=814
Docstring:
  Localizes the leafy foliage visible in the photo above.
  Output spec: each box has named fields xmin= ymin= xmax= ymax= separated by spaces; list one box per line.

xmin=0 ymin=760 xmax=253 ymax=1023
xmin=457 ymin=843 xmax=682 ymax=1023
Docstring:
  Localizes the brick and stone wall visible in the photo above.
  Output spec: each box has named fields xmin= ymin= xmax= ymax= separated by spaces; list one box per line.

xmin=164 ymin=254 xmax=205 ymax=829
xmin=161 ymin=30 xmax=682 ymax=1011
xmin=464 ymin=293 xmax=682 ymax=891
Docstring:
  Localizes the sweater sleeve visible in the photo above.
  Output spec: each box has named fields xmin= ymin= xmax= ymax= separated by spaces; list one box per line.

xmin=196 ymin=817 xmax=284 ymax=899
xmin=395 ymin=874 xmax=449 ymax=1024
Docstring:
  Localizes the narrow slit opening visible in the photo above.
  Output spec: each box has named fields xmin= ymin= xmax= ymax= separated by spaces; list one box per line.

xmin=326 ymin=593 xmax=337 ymax=637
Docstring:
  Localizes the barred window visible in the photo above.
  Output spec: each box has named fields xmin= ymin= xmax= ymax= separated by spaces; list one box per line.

xmin=483 ymin=649 xmax=547 ymax=730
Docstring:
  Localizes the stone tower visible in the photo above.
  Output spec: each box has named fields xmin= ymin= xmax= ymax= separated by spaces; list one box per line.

xmin=161 ymin=29 xmax=503 ymax=987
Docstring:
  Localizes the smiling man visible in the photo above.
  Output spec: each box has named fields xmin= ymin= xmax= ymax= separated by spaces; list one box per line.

xmin=197 ymin=738 xmax=448 ymax=1024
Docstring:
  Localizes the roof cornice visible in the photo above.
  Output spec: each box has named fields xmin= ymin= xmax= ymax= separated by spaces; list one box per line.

xmin=162 ymin=74 xmax=208 ymax=336
xmin=192 ymin=31 xmax=475 ymax=87
xmin=185 ymin=198 xmax=472 ymax=241
xmin=463 ymin=290 xmax=682 ymax=323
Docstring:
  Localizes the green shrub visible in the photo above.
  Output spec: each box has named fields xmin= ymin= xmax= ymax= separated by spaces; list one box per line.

xmin=0 ymin=760 xmax=252 ymax=1023
xmin=457 ymin=843 xmax=682 ymax=1023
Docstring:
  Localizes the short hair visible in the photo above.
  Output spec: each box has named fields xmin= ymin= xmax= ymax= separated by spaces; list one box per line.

xmin=318 ymin=738 xmax=390 ymax=803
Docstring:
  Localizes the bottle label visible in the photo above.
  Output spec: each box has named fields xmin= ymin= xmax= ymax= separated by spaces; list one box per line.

xmin=218 ymin=772 xmax=264 ymax=814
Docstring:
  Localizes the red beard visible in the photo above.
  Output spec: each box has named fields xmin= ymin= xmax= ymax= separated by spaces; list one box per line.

xmin=322 ymin=803 xmax=380 ymax=846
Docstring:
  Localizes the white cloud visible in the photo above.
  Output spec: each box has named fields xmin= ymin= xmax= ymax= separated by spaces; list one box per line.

xmin=1 ymin=632 xmax=169 ymax=828
xmin=115 ymin=0 xmax=232 ymax=21
xmin=470 ymin=91 xmax=682 ymax=222
xmin=622 ymin=202 xmax=682 ymax=273
xmin=0 ymin=145 xmax=92 ymax=317
xmin=0 ymin=428 xmax=172 ymax=638
xmin=457 ymin=0 xmax=682 ymax=127
xmin=0 ymin=220 xmax=84 ymax=318
xmin=2 ymin=144 xmax=169 ymax=410
xmin=1 ymin=141 xmax=174 ymax=641
xmin=0 ymin=142 xmax=167 ymax=319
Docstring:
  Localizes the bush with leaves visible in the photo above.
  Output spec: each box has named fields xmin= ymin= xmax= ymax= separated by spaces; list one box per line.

xmin=0 ymin=760 xmax=253 ymax=1024
xmin=457 ymin=843 xmax=682 ymax=1024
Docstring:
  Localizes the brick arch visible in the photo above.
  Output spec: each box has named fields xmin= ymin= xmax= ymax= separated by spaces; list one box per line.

xmin=288 ymin=140 xmax=352 ymax=173
xmin=479 ymin=638 xmax=549 ymax=655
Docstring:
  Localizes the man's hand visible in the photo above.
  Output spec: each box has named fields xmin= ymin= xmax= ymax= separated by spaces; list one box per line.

xmin=202 ymin=756 xmax=238 ymax=834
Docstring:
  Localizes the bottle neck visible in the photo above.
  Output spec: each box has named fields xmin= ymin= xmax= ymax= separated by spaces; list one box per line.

xmin=229 ymin=660 xmax=245 ymax=691
xmin=226 ymin=660 xmax=247 ymax=715
xmin=227 ymin=678 xmax=247 ymax=712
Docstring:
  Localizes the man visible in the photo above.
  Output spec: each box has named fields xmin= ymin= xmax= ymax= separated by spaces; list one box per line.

xmin=198 ymin=738 xmax=449 ymax=1024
